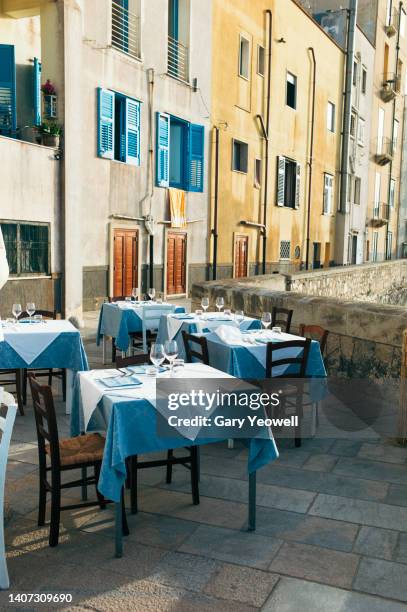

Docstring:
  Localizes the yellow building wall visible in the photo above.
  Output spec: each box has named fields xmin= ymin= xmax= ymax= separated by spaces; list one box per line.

xmin=211 ymin=0 xmax=344 ymax=274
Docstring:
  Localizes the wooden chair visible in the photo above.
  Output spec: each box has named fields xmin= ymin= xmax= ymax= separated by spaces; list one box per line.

xmin=182 ymin=331 xmax=210 ymax=365
xmin=0 ymin=389 xmax=17 ymax=588
xmin=266 ymin=338 xmax=311 ymax=447
xmin=21 ymin=310 xmax=66 ymax=405
xmin=299 ymin=324 xmax=329 ymax=357
xmin=28 ymin=374 xmax=129 ymax=547
xmin=271 ymin=307 xmax=293 ymax=333
xmin=0 ymin=370 xmax=23 ymax=416
xmin=115 ymin=354 xmax=199 ymax=514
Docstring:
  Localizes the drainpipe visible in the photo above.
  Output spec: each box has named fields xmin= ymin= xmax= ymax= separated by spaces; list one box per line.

xmin=212 ymin=126 xmax=219 ymax=280
xmin=339 ymin=0 xmax=358 ymax=229
xmin=261 ymin=9 xmax=272 ymax=275
xmin=306 ymin=48 xmax=316 ymax=271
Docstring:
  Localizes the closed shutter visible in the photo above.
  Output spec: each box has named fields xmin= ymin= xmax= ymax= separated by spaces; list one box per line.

xmin=295 ymin=162 xmax=301 ymax=209
xmin=156 ymin=112 xmax=170 ymax=187
xmin=188 ymin=123 xmax=204 ymax=192
xmin=33 ymin=57 xmax=42 ymax=127
xmin=0 ymin=44 xmax=16 ymax=136
xmin=125 ymin=98 xmax=140 ymax=166
xmin=277 ymin=156 xmax=285 ymax=206
xmin=97 ymin=88 xmax=115 ymax=159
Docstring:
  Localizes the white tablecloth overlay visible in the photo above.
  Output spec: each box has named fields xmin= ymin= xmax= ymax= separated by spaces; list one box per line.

xmin=166 ymin=312 xmax=256 ymax=340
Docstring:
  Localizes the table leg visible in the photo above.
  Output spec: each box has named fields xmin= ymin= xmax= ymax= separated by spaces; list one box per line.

xmin=65 ymin=369 xmax=74 ymax=415
xmin=102 ymin=336 xmax=107 ymax=365
xmin=248 ymin=471 xmax=256 ymax=531
xmin=227 ymin=439 xmax=234 ymax=449
xmin=115 ymin=501 xmax=123 ymax=558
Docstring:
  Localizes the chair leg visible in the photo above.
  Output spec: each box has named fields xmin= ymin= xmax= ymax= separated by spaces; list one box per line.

xmin=112 ymin=339 xmax=116 ymax=364
xmin=0 ymin=513 xmax=9 ymax=589
xmin=121 ymin=488 xmax=129 ymax=537
xmin=94 ymin=463 xmax=106 ymax=510
xmin=38 ymin=473 xmax=47 ymax=527
xmin=22 ymin=369 xmax=28 ymax=405
xmin=48 ymin=369 xmax=53 ymax=386
xmin=190 ymin=446 xmax=200 ymax=505
xmin=62 ymin=369 xmax=67 ymax=402
xmin=166 ymin=449 xmax=173 ymax=484
xmin=49 ymin=475 xmax=61 ymax=547
xmin=16 ymin=370 xmax=24 ymax=416
xmin=130 ymin=455 xmax=138 ymax=514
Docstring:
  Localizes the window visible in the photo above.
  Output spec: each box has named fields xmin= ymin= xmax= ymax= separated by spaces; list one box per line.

xmin=254 ymin=158 xmax=262 ymax=188
xmin=313 ymin=243 xmax=321 ymax=269
xmin=353 ymin=61 xmax=358 ymax=86
xmin=372 ymin=232 xmax=378 ymax=262
xmin=97 ymin=88 xmax=141 ymax=166
xmin=401 ymin=9 xmax=406 ymax=36
xmin=286 ymin=72 xmax=297 ymax=109
xmin=280 ymin=240 xmax=291 ymax=260
xmin=361 ymin=66 xmax=367 ymax=94
xmin=327 ymin=102 xmax=335 ymax=132
xmin=374 ymin=172 xmax=381 ymax=217
xmin=377 ymin=107 xmax=385 ymax=154
xmin=386 ymin=0 xmax=392 ymax=26
xmin=358 ymin=117 xmax=365 ymax=146
xmin=393 ymin=119 xmax=399 ymax=154
xmin=0 ymin=44 xmax=16 ymax=136
xmin=0 ymin=222 xmax=49 ymax=276
xmin=257 ymin=45 xmax=265 ymax=76
xmin=350 ymin=111 xmax=357 ymax=138
xmin=323 ymin=173 xmax=334 ymax=214
xmin=239 ymin=36 xmax=250 ymax=79
xmin=386 ymin=232 xmax=393 ymax=260
xmin=156 ymin=112 xmax=204 ymax=192
xmin=168 ymin=0 xmax=189 ymax=81
xmin=390 ymin=178 xmax=396 ymax=208
xmin=232 ymin=139 xmax=248 ymax=173
xmin=277 ymin=156 xmax=301 ymax=209
xmin=353 ymin=177 xmax=361 ymax=205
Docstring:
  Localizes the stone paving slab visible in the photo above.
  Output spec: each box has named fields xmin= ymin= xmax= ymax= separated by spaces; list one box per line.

xmin=354 ymin=557 xmax=407 ymax=603
xmin=357 ymin=443 xmax=407 ymax=465
xmin=203 ymin=564 xmax=279 ymax=607
xmin=333 ymin=456 xmax=407 ymax=485
xmin=353 ymin=526 xmax=399 ymax=561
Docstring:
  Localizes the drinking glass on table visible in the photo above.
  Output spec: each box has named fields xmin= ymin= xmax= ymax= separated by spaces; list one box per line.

xmin=164 ymin=340 xmax=179 ymax=375
xmin=131 ymin=287 xmax=139 ymax=301
xmin=201 ymin=297 xmax=209 ymax=318
xmin=224 ymin=308 xmax=232 ymax=317
xmin=215 ymin=297 xmax=224 ymax=312
xmin=26 ymin=302 xmax=36 ymax=323
xmin=261 ymin=312 xmax=272 ymax=331
xmin=150 ymin=343 xmax=165 ymax=376
xmin=12 ymin=303 xmax=22 ymax=324
xmin=148 ymin=288 xmax=156 ymax=301
xmin=235 ymin=310 xmax=244 ymax=327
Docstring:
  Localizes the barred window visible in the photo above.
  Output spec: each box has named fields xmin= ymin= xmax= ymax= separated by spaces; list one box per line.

xmin=280 ymin=240 xmax=291 ymax=260
xmin=0 ymin=221 xmax=50 ymax=276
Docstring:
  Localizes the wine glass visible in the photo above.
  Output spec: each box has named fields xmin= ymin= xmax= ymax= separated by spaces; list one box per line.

xmin=164 ymin=340 xmax=179 ymax=375
xmin=201 ymin=297 xmax=209 ymax=312
xmin=261 ymin=312 xmax=272 ymax=331
xmin=12 ymin=303 xmax=22 ymax=324
xmin=235 ymin=310 xmax=244 ymax=327
xmin=148 ymin=288 xmax=156 ymax=301
xmin=215 ymin=297 xmax=224 ymax=313
xmin=26 ymin=302 xmax=36 ymax=323
xmin=131 ymin=287 xmax=138 ymax=301
xmin=150 ymin=343 xmax=165 ymax=376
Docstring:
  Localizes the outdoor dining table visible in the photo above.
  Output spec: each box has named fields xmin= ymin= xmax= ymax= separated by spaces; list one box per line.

xmin=96 ymin=301 xmax=185 ymax=355
xmin=0 ymin=319 xmax=88 ymax=412
xmin=71 ymin=362 xmax=279 ymax=557
xmin=156 ymin=312 xmax=261 ymax=360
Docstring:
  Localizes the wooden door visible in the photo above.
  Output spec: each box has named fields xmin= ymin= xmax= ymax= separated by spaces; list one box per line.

xmin=167 ymin=232 xmax=187 ymax=295
xmin=234 ymin=235 xmax=248 ymax=278
xmin=113 ymin=228 xmax=138 ymax=297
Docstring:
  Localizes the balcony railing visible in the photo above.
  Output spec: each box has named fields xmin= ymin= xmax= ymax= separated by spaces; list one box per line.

xmin=380 ymin=72 xmax=401 ymax=102
xmin=112 ymin=1 xmax=141 ymax=60
xmin=167 ymin=36 xmax=189 ymax=82
xmin=385 ymin=8 xmax=399 ymax=36
xmin=374 ymin=137 xmax=394 ymax=166
xmin=371 ymin=203 xmax=391 ymax=227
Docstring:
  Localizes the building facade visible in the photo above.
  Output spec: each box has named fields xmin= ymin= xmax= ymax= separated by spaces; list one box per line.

xmin=0 ymin=0 xmax=212 ymax=317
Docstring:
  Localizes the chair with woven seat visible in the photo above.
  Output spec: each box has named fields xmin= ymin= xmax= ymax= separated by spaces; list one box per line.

xmin=182 ymin=331 xmax=210 ymax=365
xmin=0 ymin=370 xmax=23 ymax=416
xmin=271 ymin=307 xmax=293 ymax=333
xmin=28 ymin=374 xmax=129 ymax=547
xmin=22 ymin=310 xmax=66 ymax=405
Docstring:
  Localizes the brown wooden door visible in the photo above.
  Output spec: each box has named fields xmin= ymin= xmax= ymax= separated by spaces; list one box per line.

xmin=113 ymin=229 xmax=139 ymax=297
xmin=167 ymin=232 xmax=187 ymax=295
xmin=234 ymin=235 xmax=248 ymax=278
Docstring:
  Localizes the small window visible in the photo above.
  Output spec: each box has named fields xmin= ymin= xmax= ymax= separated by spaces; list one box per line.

xmin=254 ymin=158 xmax=262 ymax=188
xmin=354 ymin=177 xmax=361 ymax=205
xmin=390 ymin=178 xmax=396 ymax=208
xmin=232 ymin=139 xmax=248 ymax=173
xmin=0 ymin=221 xmax=49 ymax=276
xmin=401 ymin=9 xmax=406 ymax=37
xmin=280 ymin=240 xmax=291 ymax=260
xmin=277 ymin=156 xmax=300 ymax=209
xmin=323 ymin=173 xmax=334 ymax=214
xmin=257 ymin=45 xmax=265 ymax=76
xmin=353 ymin=61 xmax=358 ymax=86
xmin=239 ymin=36 xmax=250 ymax=79
xmin=358 ymin=117 xmax=365 ymax=146
xmin=393 ymin=119 xmax=399 ymax=153
xmin=350 ymin=111 xmax=357 ymax=138
xmin=286 ymin=72 xmax=297 ymax=109
xmin=327 ymin=102 xmax=335 ymax=132
xmin=361 ymin=67 xmax=367 ymax=94
xmin=386 ymin=232 xmax=393 ymax=260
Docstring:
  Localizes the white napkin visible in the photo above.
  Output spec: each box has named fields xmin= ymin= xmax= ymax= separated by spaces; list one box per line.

xmin=214 ymin=325 xmax=243 ymax=345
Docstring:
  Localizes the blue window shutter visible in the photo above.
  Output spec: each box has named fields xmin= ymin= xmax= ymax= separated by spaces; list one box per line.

xmin=125 ymin=98 xmax=140 ymax=166
xmin=0 ymin=44 xmax=16 ymax=136
xmin=97 ymin=88 xmax=115 ymax=159
xmin=33 ymin=57 xmax=42 ymax=126
xmin=188 ymin=123 xmax=204 ymax=192
xmin=156 ymin=112 xmax=170 ymax=187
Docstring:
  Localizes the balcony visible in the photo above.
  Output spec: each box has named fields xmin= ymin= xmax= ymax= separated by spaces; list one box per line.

xmin=371 ymin=202 xmax=391 ymax=227
xmin=374 ymin=137 xmax=393 ymax=166
xmin=380 ymin=72 xmax=401 ymax=102
xmin=111 ymin=0 xmax=141 ymax=60
xmin=385 ymin=9 xmax=399 ymax=36
xmin=167 ymin=36 xmax=189 ymax=82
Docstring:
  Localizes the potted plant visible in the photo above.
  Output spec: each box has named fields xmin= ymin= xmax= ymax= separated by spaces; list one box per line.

xmin=41 ymin=80 xmax=57 ymax=119
xmin=38 ymin=120 xmax=62 ymax=148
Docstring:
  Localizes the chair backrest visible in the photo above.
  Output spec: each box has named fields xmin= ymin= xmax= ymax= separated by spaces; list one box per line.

xmin=20 ymin=309 xmax=56 ymax=320
xmin=28 ymin=375 xmax=61 ymax=469
xmin=116 ymin=353 xmax=151 ymax=368
xmin=109 ymin=296 xmax=127 ymax=303
xmin=266 ymin=338 xmax=311 ymax=378
xmin=142 ymin=305 xmax=175 ymax=332
xmin=182 ymin=331 xmax=209 ymax=365
xmin=272 ymin=307 xmax=293 ymax=333
xmin=299 ymin=324 xmax=329 ymax=355
xmin=0 ymin=390 xmax=17 ymax=485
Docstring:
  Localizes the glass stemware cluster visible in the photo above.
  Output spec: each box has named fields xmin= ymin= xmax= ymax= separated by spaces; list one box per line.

xmin=150 ymin=339 xmax=179 ymax=376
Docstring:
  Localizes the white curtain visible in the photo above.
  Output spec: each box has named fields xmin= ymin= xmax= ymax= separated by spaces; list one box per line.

xmin=0 ymin=228 xmax=9 ymax=290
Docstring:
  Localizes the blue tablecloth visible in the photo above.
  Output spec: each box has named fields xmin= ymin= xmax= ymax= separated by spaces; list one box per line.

xmin=71 ymin=378 xmax=278 ymax=503
xmin=97 ymin=303 xmax=185 ymax=352
xmin=156 ymin=315 xmax=261 ymax=360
